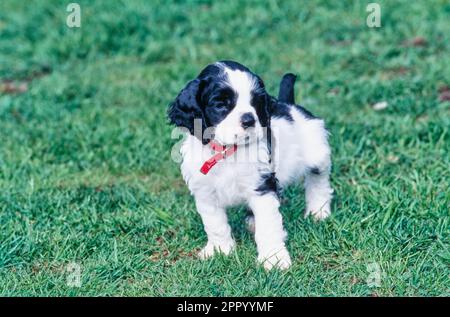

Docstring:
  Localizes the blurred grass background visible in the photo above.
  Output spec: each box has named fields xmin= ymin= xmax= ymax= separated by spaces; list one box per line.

xmin=0 ymin=0 xmax=449 ymax=296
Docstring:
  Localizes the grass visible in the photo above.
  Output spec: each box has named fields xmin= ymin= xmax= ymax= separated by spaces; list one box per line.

xmin=0 ymin=0 xmax=449 ymax=296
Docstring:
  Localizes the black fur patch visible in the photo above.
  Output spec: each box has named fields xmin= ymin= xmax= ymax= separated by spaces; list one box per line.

xmin=294 ymin=104 xmax=316 ymax=120
xmin=256 ymin=172 xmax=280 ymax=196
xmin=270 ymin=100 xmax=294 ymax=122
xmin=198 ymin=63 xmax=222 ymax=78
xmin=270 ymin=99 xmax=318 ymax=122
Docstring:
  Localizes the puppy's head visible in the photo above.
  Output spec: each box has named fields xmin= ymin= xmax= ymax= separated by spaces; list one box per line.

xmin=168 ymin=61 xmax=270 ymax=145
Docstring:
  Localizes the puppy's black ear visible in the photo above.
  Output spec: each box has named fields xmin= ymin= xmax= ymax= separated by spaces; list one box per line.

xmin=168 ymin=79 xmax=205 ymax=137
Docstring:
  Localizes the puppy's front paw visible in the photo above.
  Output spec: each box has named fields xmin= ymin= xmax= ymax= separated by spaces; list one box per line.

xmin=305 ymin=203 xmax=331 ymax=221
xmin=305 ymin=208 xmax=330 ymax=221
xmin=258 ymin=247 xmax=292 ymax=271
xmin=198 ymin=241 xmax=235 ymax=259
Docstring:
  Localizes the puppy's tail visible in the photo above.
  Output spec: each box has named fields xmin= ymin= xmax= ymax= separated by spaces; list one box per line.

xmin=278 ymin=73 xmax=297 ymax=104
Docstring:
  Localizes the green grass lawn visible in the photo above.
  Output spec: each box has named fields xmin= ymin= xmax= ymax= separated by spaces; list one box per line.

xmin=0 ymin=0 xmax=449 ymax=296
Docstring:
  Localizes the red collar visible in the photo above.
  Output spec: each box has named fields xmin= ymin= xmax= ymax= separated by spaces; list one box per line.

xmin=200 ymin=141 xmax=238 ymax=175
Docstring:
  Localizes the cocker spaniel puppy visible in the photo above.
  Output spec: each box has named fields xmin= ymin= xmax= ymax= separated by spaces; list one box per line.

xmin=168 ymin=61 xmax=333 ymax=270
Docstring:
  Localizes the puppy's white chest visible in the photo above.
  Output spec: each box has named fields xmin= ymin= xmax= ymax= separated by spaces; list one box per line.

xmin=209 ymin=162 xmax=255 ymax=205
xmin=180 ymin=136 xmax=270 ymax=207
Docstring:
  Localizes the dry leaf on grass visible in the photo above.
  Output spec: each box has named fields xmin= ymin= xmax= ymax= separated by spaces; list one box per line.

xmin=1 ymin=81 xmax=28 ymax=94
xmin=438 ymin=86 xmax=450 ymax=102
xmin=402 ymin=36 xmax=428 ymax=47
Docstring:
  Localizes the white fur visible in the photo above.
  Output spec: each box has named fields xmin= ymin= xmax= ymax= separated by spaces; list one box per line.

xmin=178 ymin=65 xmax=333 ymax=270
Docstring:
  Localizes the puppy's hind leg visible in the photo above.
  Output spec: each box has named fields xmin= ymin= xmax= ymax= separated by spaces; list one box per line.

xmin=195 ymin=196 xmax=235 ymax=259
xmin=245 ymin=215 xmax=255 ymax=234
xmin=244 ymin=207 xmax=255 ymax=234
xmin=304 ymin=166 xmax=333 ymax=220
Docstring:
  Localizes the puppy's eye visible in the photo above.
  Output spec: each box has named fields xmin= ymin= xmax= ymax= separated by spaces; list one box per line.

xmin=216 ymin=100 xmax=230 ymax=109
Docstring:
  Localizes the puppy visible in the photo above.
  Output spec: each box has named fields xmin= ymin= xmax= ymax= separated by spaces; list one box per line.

xmin=168 ymin=61 xmax=333 ymax=270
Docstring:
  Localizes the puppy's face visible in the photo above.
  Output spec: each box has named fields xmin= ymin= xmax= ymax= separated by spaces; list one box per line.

xmin=168 ymin=61 xmax=270 ymax=145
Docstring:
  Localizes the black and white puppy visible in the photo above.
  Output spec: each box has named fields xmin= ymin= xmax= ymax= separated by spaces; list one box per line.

xmin=168 ymin=61 xmax=333 ymax=270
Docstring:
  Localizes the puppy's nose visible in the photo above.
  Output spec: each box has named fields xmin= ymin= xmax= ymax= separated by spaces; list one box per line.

xmin=241 ymin=112 xmax=256 ymax=129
